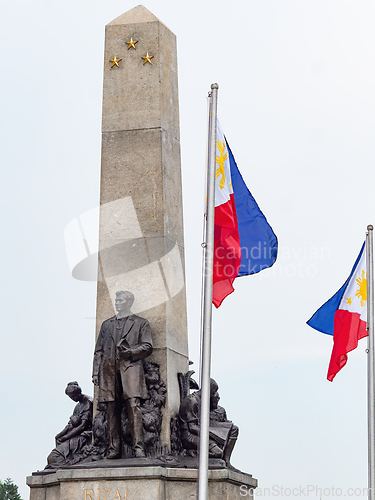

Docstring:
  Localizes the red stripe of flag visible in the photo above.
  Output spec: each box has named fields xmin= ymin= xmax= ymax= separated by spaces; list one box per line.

xmin=327 ymin=309 xmax=368 ymax=381
xmin=212 ymin=194 xmax=241 ymax=308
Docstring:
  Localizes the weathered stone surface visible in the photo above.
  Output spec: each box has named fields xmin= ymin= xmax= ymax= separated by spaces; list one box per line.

xmin=102 ymin=8 xmax=179 ymax=135
xmin=27 ymin=466 xmax=257 ymax=500
xmin=95 ymin=5 xmax=188 ymax=448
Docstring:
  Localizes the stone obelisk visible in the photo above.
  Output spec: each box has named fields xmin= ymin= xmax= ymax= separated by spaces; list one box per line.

xmin=95 ymin=5 xmax=189 ymax=448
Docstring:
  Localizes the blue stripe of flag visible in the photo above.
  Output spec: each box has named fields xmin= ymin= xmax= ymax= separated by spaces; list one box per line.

xmin=227 ymin=141 xmax=278 ymax=277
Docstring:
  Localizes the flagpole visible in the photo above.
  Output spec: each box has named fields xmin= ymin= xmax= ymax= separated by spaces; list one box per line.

xmin=197 ymin=82 xmax=218 ymax=500
xmin=367 ymin=224 xmax=375 ymax=500
xmin=199 ymin=91 xmax=213 ymax=384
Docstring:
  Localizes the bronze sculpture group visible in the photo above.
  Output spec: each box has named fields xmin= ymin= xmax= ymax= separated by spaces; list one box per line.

xmin=45 ymin=291 xmax=238 ymax=469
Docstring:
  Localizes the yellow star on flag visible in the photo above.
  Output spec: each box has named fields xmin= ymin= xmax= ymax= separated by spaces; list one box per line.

xmin=346 ymin=297 xmax=352 ymax=306
xmin=126 ymin=38 xmax=138 ymax=50
xmin=141 ymin=52 xmax=154 ymax=65
xmin=109 ymin=56 xmax=122 ymax=68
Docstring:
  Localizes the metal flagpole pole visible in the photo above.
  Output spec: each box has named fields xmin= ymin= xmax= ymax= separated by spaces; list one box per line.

xmin=199 ymin=91 xmax=213 ymax=385
xmin=367 ymin=224 xmax=375 ymax=500
xmin=197 ymin=82 xmax=218 ymax=500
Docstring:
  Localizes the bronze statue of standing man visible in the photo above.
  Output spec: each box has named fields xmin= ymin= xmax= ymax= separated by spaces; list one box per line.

xmin=92 ymin=291 xmax=153 ymax=459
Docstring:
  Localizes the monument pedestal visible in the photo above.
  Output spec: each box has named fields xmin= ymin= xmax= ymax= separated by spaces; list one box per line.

xmin=27 ymin=464 xmax=257 ymax=500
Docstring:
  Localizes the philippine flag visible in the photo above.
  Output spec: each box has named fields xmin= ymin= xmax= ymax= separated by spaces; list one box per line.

xmin=212 ymin=121 xmax=278 ymax=307
xmin=307 ymin=243 xmax=368 ymax=381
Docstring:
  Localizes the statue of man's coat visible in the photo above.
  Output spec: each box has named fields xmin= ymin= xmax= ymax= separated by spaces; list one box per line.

xmin=93 ymin=314 xmax=153 ymax=402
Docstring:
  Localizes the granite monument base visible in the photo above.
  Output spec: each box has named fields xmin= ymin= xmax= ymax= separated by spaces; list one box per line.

xmin=27 ymin=463 xmax=257 ymax=500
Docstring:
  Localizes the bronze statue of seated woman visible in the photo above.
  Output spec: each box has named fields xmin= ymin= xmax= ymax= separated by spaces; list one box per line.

xmin=45 ymin=381 xmax=93 ymax=469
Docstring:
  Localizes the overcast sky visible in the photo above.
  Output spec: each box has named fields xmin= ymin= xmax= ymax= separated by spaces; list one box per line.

xmin=1 ymin=1 xmax=375 ymax=499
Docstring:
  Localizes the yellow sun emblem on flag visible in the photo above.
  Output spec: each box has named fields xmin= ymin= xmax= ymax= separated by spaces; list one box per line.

xmin=215 ymin=140 xmax=228 ymax=190
xmin=355 ymin=270 xmax=367 ymax=307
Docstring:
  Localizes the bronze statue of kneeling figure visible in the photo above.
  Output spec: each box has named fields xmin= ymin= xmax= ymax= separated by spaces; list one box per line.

xmin=45 ymin=382 xmax=93 ymax=469
xmin=178 ymin=378 xmax=238 ymax=468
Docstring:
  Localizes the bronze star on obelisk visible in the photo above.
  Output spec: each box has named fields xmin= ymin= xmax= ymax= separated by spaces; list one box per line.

xmin=141 ymin=52 xmax=154 ymax=65
xmin=109 ymin=56 xmax=122 ymax=68
xmin=126 ymin=38 xmax=138 ymax=49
